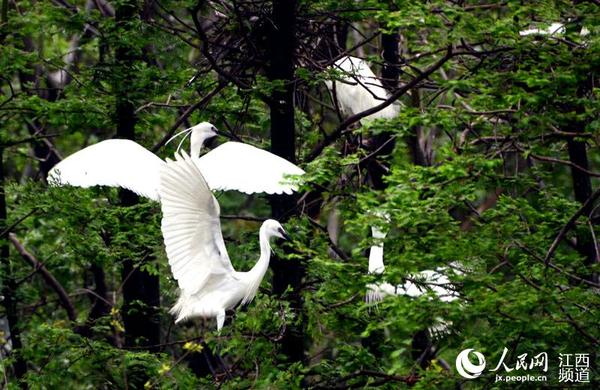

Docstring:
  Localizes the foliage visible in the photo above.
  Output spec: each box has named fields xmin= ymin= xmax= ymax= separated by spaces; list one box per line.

xmin=0 ymin=0 xmax=599 ymax=388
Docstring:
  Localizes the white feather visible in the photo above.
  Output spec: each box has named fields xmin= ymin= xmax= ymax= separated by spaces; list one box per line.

xmin=48 ymin=139 xmax=164 ymax=200
xmin=365 ymin=222 xmax=459 ymax=339
xmin=159 ymin=152 xmax=234 ymax=296
xmin=365 ymin=220 xmax=458 ymax=304
xmin=519 ymin=22 xmax=565 ymax=36
xmin=368 ymin=224 xmax=387 ymax=274
xmin=326 ymin=56 xmax=399 ymax=121
xmin=196 ymin=142 xmax=305 ymax=195
xmin=48 ymin=128 xmax=304 ymax=199
xmin=580 ymin=26 xmax=590 ymax=36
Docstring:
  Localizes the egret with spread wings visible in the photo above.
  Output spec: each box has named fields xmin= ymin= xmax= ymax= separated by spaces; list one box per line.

xmin=159 ymin=152 xmax=289 ymax=331
xmin=48 ymin=122 xmax=305 ymax=199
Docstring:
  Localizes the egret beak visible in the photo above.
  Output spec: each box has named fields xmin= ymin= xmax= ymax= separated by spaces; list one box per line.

xmin=279 ymin=229 xmax=291 ymax=241
xmin=205 ymin=135 xmax=218 ymax=149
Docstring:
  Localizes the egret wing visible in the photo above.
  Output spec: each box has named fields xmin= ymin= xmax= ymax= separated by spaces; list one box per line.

xmin=47 ymin=139 xmax=164 ymax=201
xmin=196 ymin=142 xmax=305 ymax=195
xmin=159 ymin=151 xmax=234 ymax=295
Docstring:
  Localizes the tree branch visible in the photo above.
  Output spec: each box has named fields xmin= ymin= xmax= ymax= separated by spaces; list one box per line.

xmin=8 ymin=233 xmax=77 ymax=322
xmin=306 ymin=46 xmax=454 ymax=162
xmin=151 ymin=82 xmax=226 ymax=153
xmin=544 ymin=186 xmax=600 ymax=265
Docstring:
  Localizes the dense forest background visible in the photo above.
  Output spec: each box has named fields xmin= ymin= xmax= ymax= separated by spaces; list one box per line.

xmin=0 ymin=0 xmax=599 ymax=388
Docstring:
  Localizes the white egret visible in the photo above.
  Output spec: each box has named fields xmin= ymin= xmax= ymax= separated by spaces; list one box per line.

xmin=519 ymin=22 xmax=590 ymax=38
xmin=519 ymin=22 xmax=565 ymax=37
xmin=48 ymin=122 xmax=305 ymax=200
xmin=325 ymin=56 xmax=399 ymax=121
xmin=365 ymin=223 xmax=459 ymax=339
xmin=365 ymin=224 xmax=458 ymax=304
xmin=159 ymin=152 xmax=290 ymax=331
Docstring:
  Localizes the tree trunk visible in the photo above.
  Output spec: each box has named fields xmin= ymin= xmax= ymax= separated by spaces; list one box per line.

xmin=365 ymin=30 xmax=401 ymax=189
xmin=360 ymin=30 xmax=402 ymax=359
xmin=381 ymin=31 xmax=400 ymax=92
xmin=114 ymin=0 xmax=160 ymax=351
xmin=0 ymin=148 xmax=28 ymax=386
xmin=561 ymin=76 xmax=597 ymax=284
xmin=267 ymin=0 xmax=305 ymax=364
xmin=17 ymin=37 xmax=61 ymax=180
xmin=566 ymin=129 xmax=598 ymax=284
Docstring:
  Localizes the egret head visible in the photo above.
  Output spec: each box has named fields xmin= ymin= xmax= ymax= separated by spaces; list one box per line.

xmin=165 ymin=121 xmax=219 ymax=158
xmin=190 ymin=122 xmax=219 ymax=158
xmin=261 ymin=219 xmax=290 ymax=241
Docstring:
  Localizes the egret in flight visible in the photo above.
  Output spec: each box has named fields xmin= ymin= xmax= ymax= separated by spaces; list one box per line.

xmin=325 ymin=56 xmax=399 ymax=121
xmin=159 ymin=152 xmax=290 ymax=331
xmin=48 ymin=122 xmax=305 ymax=200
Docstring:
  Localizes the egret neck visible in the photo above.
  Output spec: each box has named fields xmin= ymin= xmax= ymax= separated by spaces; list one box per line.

xmin=190 ymin=131 xmax=207 ymax=158
xmin=242 ymin=223 xmax=273 ymax=304
xmin=189 ymin=122 xmax=218 ymax=158
xmin=368 ymin=225 xmax=387 ymax=274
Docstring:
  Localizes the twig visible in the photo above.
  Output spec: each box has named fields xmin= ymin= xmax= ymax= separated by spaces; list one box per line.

xmin=307 ymin=216 xmax=349 ymax=261
xmin=558 ymin=306 xmax=599 ymax=346
xmin=314 ymin=369 xmax=417 ymax=389
xmin=544 ymin=186 xmax=600 ymax=265
xmin=151 ymin=82 xmax=226 ymax=153
xmin=8 ymin=233 xmax=77 ymax=321
xmin=516 ymin=242 xmax=600 ymax=288
xmin=1 ymin=134 xmax=62 ymax=148
xmin=513 ymin=144 xmax=600 ymax=177
xmin=306 ymin=46 xmax=455 ymax=162
xmin=529 ymin=153 xmax=600 ymax=178
xmin=327 ymin=293 xmax=359 ymax=308
xmin=0 ymin=208 xmax=37 ymax=238
xmin=358 ymin=135 xmax=397 ymax=164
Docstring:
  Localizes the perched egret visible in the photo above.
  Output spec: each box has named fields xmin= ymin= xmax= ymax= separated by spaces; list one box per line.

xmin=519 ymin=22 xmax=565 ymax=36
xmin=365 ymin=223 xmax=459 ymax=339
xmin=48 ymin=122 xmax=305 ymax=200
xmin=365 ymin=224 xmax=458 ymax=304
xmin=159 ymin=152 xmax=290 ymax=331
xmin=325 ymin=56 xmax=399 ymax=121
xmin=519 ymin=22 xmax=590 ymax=38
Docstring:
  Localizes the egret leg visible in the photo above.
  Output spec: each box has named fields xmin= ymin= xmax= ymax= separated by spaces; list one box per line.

xmin=216 ymin=309 xmax=226 ymax=332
